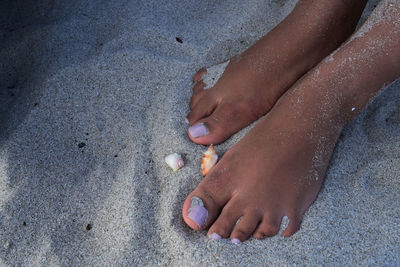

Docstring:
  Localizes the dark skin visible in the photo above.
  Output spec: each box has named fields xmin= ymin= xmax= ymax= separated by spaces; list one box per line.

xmin=186 ymin=0 xmax=369 ymax=145
xmin=182 ymin=0 xmax=400 ymax=242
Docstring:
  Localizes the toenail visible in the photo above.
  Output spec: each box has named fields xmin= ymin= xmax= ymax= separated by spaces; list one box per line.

xmin=185 ymin=117 xmax=189 ymax=124
xmin=187 ymin=197 xmax=208 ymax=228
xmin=231 ymin=238 xmax=241 ymax=245
xmin=188 ymin=123 xmax=209 ymax=138
xmin=209 ymin=232 xmax=221 ymax=240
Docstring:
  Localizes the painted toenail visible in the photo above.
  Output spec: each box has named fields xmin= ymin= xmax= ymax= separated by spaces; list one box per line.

xmin=231 ymin=238 xmax=241 ymax=244
xmin=185 ymin=117 xmax=189 ymax=124
xmin=187 ymin=197 xmax=208 ymax=228
xmin=209 ymin=233 xmax=221 ymax=240
xmin=188 ymin=123 xmax=209 ymax=138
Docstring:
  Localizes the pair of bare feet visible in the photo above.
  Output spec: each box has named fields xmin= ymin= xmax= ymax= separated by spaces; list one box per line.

xmin=182 ymin=0 xmax=400 ymax=243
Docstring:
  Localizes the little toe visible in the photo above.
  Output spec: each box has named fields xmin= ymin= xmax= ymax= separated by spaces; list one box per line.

xmin=193 ymin=68 xmax=206 ymax=83
xmin=282 ymin=215 xmax=302 ymax=237
xmin=230 ymin=212 xmax=262 ymax=242
xmin=189 ymin=81 xmax=207 ymax=110
xmin=253 ymin=214 xmax=282 ymax=239
xmin=192 ymin=80 xmax=206 ymax=96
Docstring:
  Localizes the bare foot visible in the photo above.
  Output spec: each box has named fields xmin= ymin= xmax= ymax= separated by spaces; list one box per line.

xmin=183 ymin=74 xmax=344 ymax=241
xmin=186 ymin=0 xmax=367 ymax=145
xmin=182 ymin=0 xmax=400 ymax=242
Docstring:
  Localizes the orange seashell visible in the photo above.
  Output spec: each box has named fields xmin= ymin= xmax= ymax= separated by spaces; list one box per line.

xmin=201 ymin=145 xmax=218 ymax=176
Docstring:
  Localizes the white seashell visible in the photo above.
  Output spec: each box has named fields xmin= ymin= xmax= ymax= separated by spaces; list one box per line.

xmin=165 ymin=153 xmax=184 ymax=172
xmin=201 ymin=145 xmax=218 ymax=176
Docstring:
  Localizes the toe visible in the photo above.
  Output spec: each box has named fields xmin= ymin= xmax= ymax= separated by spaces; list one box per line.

xmin=253 ymin=214 xmax=282 ymax=239
xmin=188 ymin=102 xmax=255 ymax=145
xmin=182 ymin=192 xmax=218 ymax=231
xmin=193 ymin=68 xmax=206 ymax=83
xmin=186 ymin=95 xmax=217 ymax=126
xmin=182 ymin=176 xmax=231 ymax=231
xmin=230 ymin=212 xmax=262 ymax=242
xmin=207 ymin=200 xmax=244 ymax=238
xmin=189 ymin=81 xmax=207 ymax=110
xmin=282 ymin=215 xmax=302 ymax=237
xmin=192 ymin=80 xmax=206 ymax=96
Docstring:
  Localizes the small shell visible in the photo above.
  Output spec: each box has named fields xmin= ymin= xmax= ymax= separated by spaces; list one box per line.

xmin=165 ymin=153 xmax=184 ymax=172
xmin=201 ymin=145 xmax=218 ymax=176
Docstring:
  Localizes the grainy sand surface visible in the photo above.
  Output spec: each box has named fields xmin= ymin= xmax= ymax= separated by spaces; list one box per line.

xmin=0 ymin=0 xmax=399 ymax=265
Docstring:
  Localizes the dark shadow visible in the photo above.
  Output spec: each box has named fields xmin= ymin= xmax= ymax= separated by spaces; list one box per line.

xmin=0 ymin=0 xmax=163 ymax=264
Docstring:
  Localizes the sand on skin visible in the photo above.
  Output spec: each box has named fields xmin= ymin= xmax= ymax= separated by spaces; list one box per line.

xmin=0 ymin=0 xmax=399 ymax=265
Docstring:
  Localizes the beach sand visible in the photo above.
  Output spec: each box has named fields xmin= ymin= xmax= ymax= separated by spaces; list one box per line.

xmin=0 ymin=0 xmax=399 ymax=265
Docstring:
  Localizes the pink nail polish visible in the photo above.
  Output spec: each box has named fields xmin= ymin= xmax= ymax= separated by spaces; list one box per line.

xmin=209 ymin=233 xmax=222 ymax=240
xmin=188 ymin=123 xmax=209 ymax=138
xmin=231 ymin=238 xmax=241 ymax=244
xmin=187 ymin=197 xmax=208 ymax=228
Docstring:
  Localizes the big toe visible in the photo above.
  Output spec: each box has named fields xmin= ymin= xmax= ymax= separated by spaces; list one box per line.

xmin=182 ymin=189 xmax=223 ymax=231
xmin=182 ymin=170 xmax=232 ymax=231
xmin=188 ymin=102 xmax=257 ymax=145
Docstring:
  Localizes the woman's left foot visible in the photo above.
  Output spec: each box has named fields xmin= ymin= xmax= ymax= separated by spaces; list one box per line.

xmin=186 ymin=0 xmax=368 ymax=145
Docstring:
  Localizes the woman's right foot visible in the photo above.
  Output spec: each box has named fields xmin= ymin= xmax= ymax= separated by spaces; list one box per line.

xmin=187 ymin=0 xmax=368 ymax=145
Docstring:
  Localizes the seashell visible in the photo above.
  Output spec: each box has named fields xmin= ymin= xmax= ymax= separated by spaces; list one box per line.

xmin=201 ymin=145 xmax=218 ymax=176
xmin=165 ymin=153 xmax=184 ymax=172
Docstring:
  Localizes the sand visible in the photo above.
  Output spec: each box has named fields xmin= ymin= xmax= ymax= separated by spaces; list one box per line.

xmin=0 ymin=0 xmax=399 ymax=265
xmin=202 ymin=61 xmax=230 ymax=89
